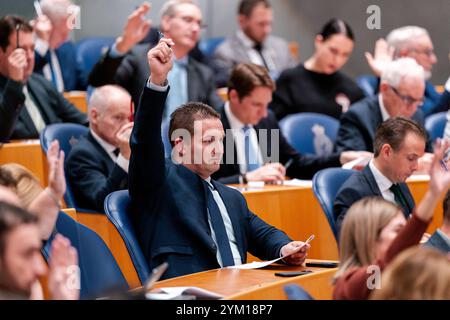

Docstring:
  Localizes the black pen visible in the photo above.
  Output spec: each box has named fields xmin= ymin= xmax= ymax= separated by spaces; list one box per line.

xmin=16 ymin=24 xmax=20 ymax=48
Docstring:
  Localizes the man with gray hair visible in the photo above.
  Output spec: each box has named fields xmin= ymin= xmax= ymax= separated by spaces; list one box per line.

xmin=33 ymin=0 xmax=86 ymax=91
xmin=88 ymin=0 xmax=222 ymax=114
xmin=66 ymin=85 xmax=133 ymax=212
xmin=335 ymin=57 xmax=432 ymax=157
xmin=365 ymin=26 xmax=446 ymax=116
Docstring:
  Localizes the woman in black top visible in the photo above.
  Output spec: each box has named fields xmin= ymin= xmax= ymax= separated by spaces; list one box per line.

xmin=270 ymin=18 xmax=364 ymax=120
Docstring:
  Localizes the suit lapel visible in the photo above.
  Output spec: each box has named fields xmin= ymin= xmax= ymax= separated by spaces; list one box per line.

xmin=398 ymin=183 xmax=415 ymax=214
xmin=27 ymin=76 xmax=53 ymax=124
xmin=362 ymin=165 xmax=383 ymax=196
xmin=220 ymin=106 xmax=240 ymax=172
xmin=186 ymin=58 xmax=198 ymax=102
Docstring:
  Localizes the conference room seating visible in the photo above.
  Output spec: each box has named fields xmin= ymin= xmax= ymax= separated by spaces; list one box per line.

xmin=424 ymin=111 xmax=447 ymax=142
xmin=356 ymin=74 xmax=378 ymax=97
xmin=39 ymin=123 xmax=97 ymax=212
xmin=75 ymin=36 xmax=116 ymax=85
xmin=312 ymin=168 xmax=356 ymax=240
xmin=279 ymin=113 xmax=339 ymax=156
xmin=198 ymin=37 xmax=225 ymax=58
xmin=104 ymin=190 xmax=150 ymax=284
xmin=42 ymin=212 xmax=128 ymax=299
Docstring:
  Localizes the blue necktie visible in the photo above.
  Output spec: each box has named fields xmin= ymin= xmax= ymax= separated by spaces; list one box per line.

xmin=204 ymin=181 xmax=234 ymax=267
xmin=242 ymin=125 xmax=261 ymax=172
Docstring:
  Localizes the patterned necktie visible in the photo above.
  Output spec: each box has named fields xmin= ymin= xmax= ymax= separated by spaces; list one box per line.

xmin=204 ymin=182 xmax=235 ymax=267
xmin=242 ymin=125 xmax=261 ymax=173
xmin=389 ymin=184 xmax=410 ymax=216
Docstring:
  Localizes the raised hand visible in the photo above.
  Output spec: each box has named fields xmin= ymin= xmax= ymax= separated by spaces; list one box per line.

xmin=115 ymin=2 xmax=152 ymax=54
xmin=365 ymin=38 xmax=394 ymax=77
xmin=116 ymin=122 xmax=134 ymax=160
xmin=428 ymin=139 xmax=450 ymax=195
xmin=8 ymin=48 xmax=27 ymax=82
xmin=147 ymin=37 xmax=175 ymax=86
xmin=47 ymin=140 xmax=66 ymax=200
xmin=31 ymin=15 xmax=53 ymax=43
xmin=47 ymin=234 xmax=79 ymax=300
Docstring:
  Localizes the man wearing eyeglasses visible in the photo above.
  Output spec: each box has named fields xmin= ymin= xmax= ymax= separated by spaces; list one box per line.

xmin=335 ymin=58 xmax=433 ymax=172
xmin=88 ymin=1 xmax=222 ymax=115
xmin=365 ymin=26 xmax=446 ymax=116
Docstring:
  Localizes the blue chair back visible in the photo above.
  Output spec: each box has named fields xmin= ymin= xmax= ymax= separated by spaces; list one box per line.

xmin=104 ymin=190 xmax=150 ymax=284
xmin=44 ymin=212 xmax=128 ymax=299
xmin=356 ymin=75 xmax=379 ymax=97
xmin=279 ymin=113 xmax=339 ymax=156
xmin=76 ymin=37 xmax=115 ymax=81
xmin=425 ymin=111 xmax=447 ymax=142
xmin=40 ymin=123 xmax=89 ymax=209
xmin=198 ymin=37 xmax=225 ymax=58
xmin=312 ymin=168 xmax=356 ymax=240
xmin=284 ymin=284 xmax=314 ymax=300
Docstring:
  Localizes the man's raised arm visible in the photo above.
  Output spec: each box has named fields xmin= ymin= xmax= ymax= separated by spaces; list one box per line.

xmin=129 ymin=38 xmax=174 ymax=198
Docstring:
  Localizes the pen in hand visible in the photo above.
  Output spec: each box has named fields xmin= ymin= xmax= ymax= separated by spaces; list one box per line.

xmin=16 ymin=24 xmax=20 ymax=49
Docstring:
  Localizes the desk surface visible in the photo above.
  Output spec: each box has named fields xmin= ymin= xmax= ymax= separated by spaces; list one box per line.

xmin=152 ymin=260 xmax=337 ymax=300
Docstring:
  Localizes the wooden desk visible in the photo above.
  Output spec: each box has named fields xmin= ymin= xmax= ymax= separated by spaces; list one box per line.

xmin=63 ymin=91 xmax=88 ymax=114
xmin=153 ymin=260 xmax=337 ymax=300
xmin=0 ymin=140 xmax=47 ymax=184
xmin=237 ymin=176 xmax=442 ymax=261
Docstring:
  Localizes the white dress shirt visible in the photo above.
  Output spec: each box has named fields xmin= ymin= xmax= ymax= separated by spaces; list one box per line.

xmin=236 ymin=30 xmax=276 ymax=71
xmin=90 ymin=130 xmax=129 ymax=173
xmin=378 ymin=94 xmax=391 ymax=121
xmin=224 ymin=102 xmax=263 ymax=173
xmin=369 ymin=160 xmax=396 ymax=203
xmin=205 ymin=177 xmax=242 ymax=267
xmin=35 ymin=38 xmax=65 ymax=92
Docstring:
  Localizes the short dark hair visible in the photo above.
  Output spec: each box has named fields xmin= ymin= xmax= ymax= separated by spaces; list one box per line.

xmin=373 ymin=117 xmax=427 ymax=157
xmin=442 ymin=190 xmax=450 ymax=223
xmin=238 ymin=0 xmax=271 ymax=16
xmin=0 ymin=15 xmax=33 ymax=51
xmin=0 ymin=167 xmax=17 ymax=189
xmin=0 ymin=201 xmax=38 ymax=256
xmin=227 ymin=63 xmax=275 ymax=99
xmin=169 ymin=102 xmax=221 ymax=146
xmin=319 ymin=18 xmax=354 ymax=41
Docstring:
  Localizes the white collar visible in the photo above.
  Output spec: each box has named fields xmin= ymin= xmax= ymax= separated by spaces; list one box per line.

xmin=436 ymin=229 xmax=450 ymax=247
xmin=369 ymin=159 xmax=394 ymax=193
xmin=224 ymin=101 xmax=249 ymax=131
xmin=378 ymin=94 xmax=391 ymax=121
xmin=236 ymin=30 xmax=259 ymax=49
xmin=90 ymin=129 xmax=117 ymax=157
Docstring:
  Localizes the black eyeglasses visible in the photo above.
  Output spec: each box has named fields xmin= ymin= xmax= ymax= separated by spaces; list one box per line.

xmin=390 ymin=86 xmax=424 ymax=106
xmin=408 ymin=48 xmax=435 ymax=57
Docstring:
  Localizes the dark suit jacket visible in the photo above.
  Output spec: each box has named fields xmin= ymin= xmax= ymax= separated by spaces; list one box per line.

xmin=34 ymin=41 xmax=87 ymax=91
xmin=88 ymin=44 xmax=223 ymax=109
xmin=212 ymin=106 xmax=341 ymax=184
xmin=0 ymin=74 xmax=88 ymax=141
xmin=333 ymin=165 xmax=415 ymax=237
xmin=334 ymin=96 xmax=431 ymax=153
xmin=66 ymin=132 xmax=128 ymax=212
xmin=129 ymin=85 xmax=292 ymax=279
xmin=424 ymin=230 xmax=450 ymax=254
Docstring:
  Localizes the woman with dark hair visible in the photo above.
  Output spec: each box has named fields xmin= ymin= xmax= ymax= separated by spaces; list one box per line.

xmin=270 ymin=18 xmax=364 ymax=120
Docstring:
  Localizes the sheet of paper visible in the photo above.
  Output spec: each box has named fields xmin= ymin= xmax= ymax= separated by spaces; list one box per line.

xmin=282 ymin=179 xmax=313 ymax=187
xmin=342 ymin=156 xmax=371 ymax=170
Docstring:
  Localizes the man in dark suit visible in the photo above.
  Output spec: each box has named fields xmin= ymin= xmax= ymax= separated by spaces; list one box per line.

xmin=425 ymin=190 xmax=450 ymax=254
xmin=334 ymin=117 xmax=428 ymax=236
xmin=66 ymin=85 xmax=132 ymax=212
xmin=130 ymin=38 xmax=310 ymax=279
xmin=212 ymin=63 xmax=371 ymax=184
xmin=0 ymin=16 xmax=87 ymax=141
xmin=88 ymin=1 xmax=222 ymax=112
xmin=32 ymin=0 xmax=87 ymax=92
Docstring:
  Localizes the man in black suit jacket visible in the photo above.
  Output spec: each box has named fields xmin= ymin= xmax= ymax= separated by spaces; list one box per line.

xmin=334 ymin=117 xmax=428 ymax=236
xmin=0 ymin=16 xmax=87 ymax=141
xmin=211 ymin=63 xmax=371 ymax=184
xmin=88 ymin=2 xmax=222 ymax=110
xmin=335 ymin=58 xmax=432 ymax=154
xmin=66 ymin=85 xmax=132 ymax=212
xmin=129 ymin=38 xmax=311 ymax=279
xmin=424 ymin=190 xmax=450 ymax=254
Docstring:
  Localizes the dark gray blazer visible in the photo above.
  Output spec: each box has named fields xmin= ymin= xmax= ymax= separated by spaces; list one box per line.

xmin=334 ymin=96 xmax=431 ymax=153
xmin=88 ymin=44 xmax=223 ymax=109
